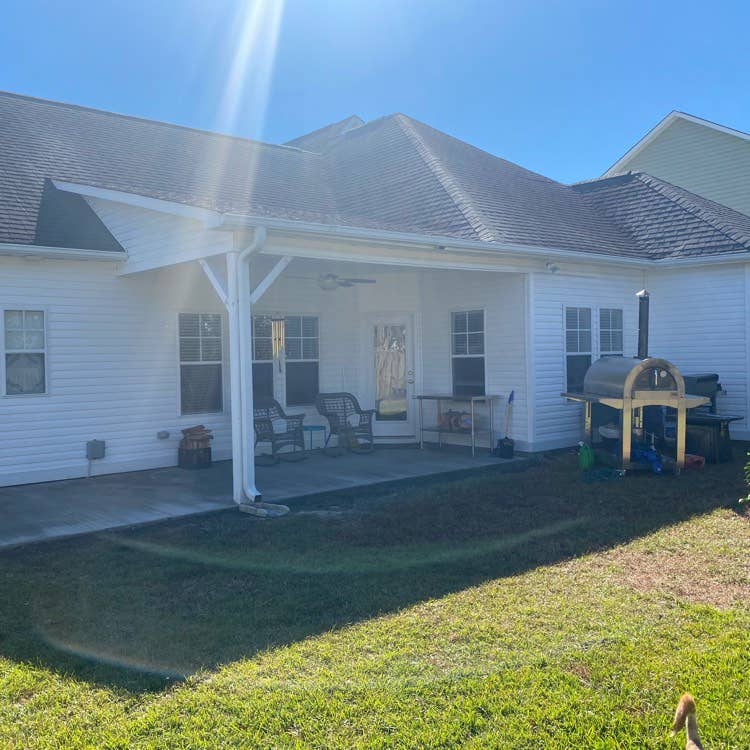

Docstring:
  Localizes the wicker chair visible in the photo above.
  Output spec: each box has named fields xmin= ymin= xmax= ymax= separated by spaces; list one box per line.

xmin=253 ymin=397 xmax=306 ymax=462
xmin=315 ymin=392 xmax=375 ymax=454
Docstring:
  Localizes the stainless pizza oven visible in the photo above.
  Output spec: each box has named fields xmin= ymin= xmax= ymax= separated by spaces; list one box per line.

xmin=562 ymin=291 xmax=709 ymax=470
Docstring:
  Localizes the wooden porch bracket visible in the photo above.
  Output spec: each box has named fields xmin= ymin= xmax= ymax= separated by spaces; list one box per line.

xmin=198 ymin=257 xmax=228 ymax=306
xmin=249 ymin=255 xmax=294 ymax=305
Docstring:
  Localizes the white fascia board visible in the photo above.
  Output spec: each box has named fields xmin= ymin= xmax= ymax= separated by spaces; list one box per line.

xmin=0 ymin=243 xmax=128 ymax=262
xmin=52 ymin=181 xmax=223 ymax=228
xmin=603 ymin=110 xmax=750 ymax=177
xmin=220 ymin=213 xmax=650 ymax=269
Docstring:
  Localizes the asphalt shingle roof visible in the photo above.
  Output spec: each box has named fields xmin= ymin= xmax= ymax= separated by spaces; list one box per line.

xmin=573 ymin=173 xmax=750 ymax=259
xmin=2 ymin=91 xmax=750 ymax=261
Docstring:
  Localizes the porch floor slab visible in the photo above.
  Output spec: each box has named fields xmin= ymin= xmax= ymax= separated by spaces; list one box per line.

xmin=0 ymin=447 xmax=528 ymax=549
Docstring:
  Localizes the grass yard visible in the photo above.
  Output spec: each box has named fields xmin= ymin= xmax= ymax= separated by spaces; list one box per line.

xmin=0 ymin=452 xmax=748 ymax=748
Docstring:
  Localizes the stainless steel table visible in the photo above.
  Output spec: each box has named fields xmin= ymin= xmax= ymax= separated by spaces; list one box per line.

xmin=414 ymin=394 xmax=501 ymax=456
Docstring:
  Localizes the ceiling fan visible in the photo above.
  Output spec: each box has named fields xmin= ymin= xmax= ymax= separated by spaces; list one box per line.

xmin=289 ymin=273 xmax=377 ymax=291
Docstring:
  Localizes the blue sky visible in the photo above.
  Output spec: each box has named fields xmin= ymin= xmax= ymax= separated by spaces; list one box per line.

xmin=2 ymin=0 xmax=748 ymax=183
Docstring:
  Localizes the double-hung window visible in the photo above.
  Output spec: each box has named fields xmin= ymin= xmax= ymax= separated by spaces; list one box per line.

xmin=284 ymin=315 xmax=319 ymax=406
xmin=451 ymin=310 xmax=485 ymax=397
xmin=599 ymin=308 xmax=624 ymax=357
xmin=179 ymin=313 xmax=223 ymax=415
xmin=251 ymin=315 xmax=320 ymax=406
xmin=565 ymin=307 xmax=592 ymax=393
xmin=4 ymin=310 xmax=46 ymax=395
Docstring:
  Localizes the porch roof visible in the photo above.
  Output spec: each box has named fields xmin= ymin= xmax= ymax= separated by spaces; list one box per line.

xmin=3 ymin=90 xmax=750 ymax=262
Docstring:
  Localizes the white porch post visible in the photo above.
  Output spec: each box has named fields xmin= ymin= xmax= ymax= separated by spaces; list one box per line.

xmin=226 ymin=250 xmax=245 ymax=503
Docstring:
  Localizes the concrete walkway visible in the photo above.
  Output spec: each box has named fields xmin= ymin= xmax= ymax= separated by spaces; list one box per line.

xmin=0 ymin=447 xmax=528 ymax=549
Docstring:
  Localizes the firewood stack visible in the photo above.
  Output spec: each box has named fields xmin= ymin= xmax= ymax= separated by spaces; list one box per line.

xmin=180 ymin=425 xmax=213 ymax=450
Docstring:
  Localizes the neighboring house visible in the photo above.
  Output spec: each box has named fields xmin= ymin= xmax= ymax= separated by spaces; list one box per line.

xmin=2 ymin=91 xmax=750 ymax=502
xmin=604 ymin=110 xmax=750 ymax=217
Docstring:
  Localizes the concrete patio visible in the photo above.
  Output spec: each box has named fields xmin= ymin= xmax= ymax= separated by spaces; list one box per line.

xmin=0 ymin=447 xmax=530 ymax=549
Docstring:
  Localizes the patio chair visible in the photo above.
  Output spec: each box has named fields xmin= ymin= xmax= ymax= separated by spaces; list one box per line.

xmin=315 ymin=392 xmax=375 ymax=454
xmin=253 ymin=397 xmax=306 ymax=463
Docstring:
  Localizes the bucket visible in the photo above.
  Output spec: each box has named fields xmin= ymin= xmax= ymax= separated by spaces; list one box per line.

xmin=496 ymin=437 xmax=515 ymax=459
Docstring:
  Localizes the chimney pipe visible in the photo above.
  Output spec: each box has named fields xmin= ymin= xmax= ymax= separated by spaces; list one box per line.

xmin=636 ymin=289 xmax=649 ymax=360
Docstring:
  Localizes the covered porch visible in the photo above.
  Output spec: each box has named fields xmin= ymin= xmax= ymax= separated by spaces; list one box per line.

xmin=192 ymin=236 xmax=533 ymax=506
xmin=0 ymin=448 xmax=528 ymax=549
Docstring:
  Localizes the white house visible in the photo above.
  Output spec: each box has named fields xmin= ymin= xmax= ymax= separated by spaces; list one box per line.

xmin=2 ymin=92 xmax=750 ymax=504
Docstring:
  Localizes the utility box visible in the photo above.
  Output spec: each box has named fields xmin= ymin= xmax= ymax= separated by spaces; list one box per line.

xmin=86 ymin=440 xmax=106 ymax=460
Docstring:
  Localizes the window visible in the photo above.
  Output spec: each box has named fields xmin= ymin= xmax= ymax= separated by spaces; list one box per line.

xmin=179 ymin=313 xmax=223 ymax=414
xmin=4 ymin=310 xmax=46 ymax=395
xmin=565 ymin=307 xmax=592 ymax=393
xmin=284 ymin=315 xmax=319 ymax=406
xmin=252 ymin=315 xmax=274 ymax=402
xmin=599 ymin=308 xmax=623 ymax=356
xmin=451 ymin=310 xmax=485 ymax=397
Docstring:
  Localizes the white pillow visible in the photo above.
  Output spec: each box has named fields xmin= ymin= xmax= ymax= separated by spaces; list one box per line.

xmin=271 ymin=418 xmax=289 ymax=434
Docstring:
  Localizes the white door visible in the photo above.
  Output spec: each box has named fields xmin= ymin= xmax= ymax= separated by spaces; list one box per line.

xmin=364 ymin=314 xmax=416 ymax=439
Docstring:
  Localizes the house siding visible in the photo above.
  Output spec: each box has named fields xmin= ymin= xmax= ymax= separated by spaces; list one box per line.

xmin=532 ymin=268 xmax=642 ymax=450
xmin=0 ymin=258 xmax=231 ymax=486
xmin=613 ymin=118 xmax=750 ymax=217
xmin=647 ymin=263 xmax=749 ymax=436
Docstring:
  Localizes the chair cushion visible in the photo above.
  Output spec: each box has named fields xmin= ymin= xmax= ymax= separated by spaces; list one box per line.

xmin=271 ymin=419 xmax=289 ymax=434
xmin=347 ymin=413 xmax=360 ymax=428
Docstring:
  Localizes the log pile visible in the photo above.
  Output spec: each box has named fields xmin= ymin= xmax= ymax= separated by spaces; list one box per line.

xmin=180 ymin=425 xmax=213 ymax=450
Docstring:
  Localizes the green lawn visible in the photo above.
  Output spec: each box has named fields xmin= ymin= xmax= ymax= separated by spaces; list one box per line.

xmin=0 ymin=453 xmax=748 ymax=748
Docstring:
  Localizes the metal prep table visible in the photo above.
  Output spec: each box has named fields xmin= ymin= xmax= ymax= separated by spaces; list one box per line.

xmin=414 ymin=394 xmax=501 ymax=456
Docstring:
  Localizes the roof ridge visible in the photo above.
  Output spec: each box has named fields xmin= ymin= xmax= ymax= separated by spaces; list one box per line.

xmin=0 ymin=90 xmax=312 ymax=156
xmin=393 ymin=114 xmax=496 ymax=243
xmin=284 ymin=115 xmax=365 ymax=150
xmin=634 ymin=173 xmax=750 ymax=250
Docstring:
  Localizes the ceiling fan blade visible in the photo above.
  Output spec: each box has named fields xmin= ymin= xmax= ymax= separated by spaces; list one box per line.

xmin=341 ymin=278 xmax=377 ymax=284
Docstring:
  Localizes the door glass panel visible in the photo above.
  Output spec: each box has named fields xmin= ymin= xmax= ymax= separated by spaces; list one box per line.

xmin=374 ymin=324 xmax=407 ymax=421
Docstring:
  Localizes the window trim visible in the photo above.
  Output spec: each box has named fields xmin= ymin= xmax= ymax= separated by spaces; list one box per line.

xmin=563 ymin=304 xmax=625 ymax=395
xmin=251 ymin=312 xmax=321 ymax=407
xmin=450 ymin=308 xmax=486 ymax=397
xmin=283 ymin=314 xmax=320 ymax=406
xmin=599 ymin=307 xmax=624 ymax=357
xmin=177 ymin=311 xmax=226 ymax=416
xmin=3 ymin=308 xmax=48 ymax=397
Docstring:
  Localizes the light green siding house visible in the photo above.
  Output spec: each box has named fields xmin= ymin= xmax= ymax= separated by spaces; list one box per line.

xmin=605 ymin=111 xmax=750 ymax=217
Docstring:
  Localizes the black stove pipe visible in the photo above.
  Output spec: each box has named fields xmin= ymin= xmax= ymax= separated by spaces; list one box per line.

xmin=636 ymin=289 xmax=649 ymax=360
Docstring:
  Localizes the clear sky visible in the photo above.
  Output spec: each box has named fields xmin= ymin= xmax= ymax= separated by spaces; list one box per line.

xmin=2 ymin=0 xmax=748 ymax=183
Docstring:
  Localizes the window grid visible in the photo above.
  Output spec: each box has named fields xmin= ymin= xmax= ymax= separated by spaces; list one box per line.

xmin=599 ymin=308 xmax=624 ymax=355
xmin=4 ymin=309 xmax=46 ymax=395
xmin=178 ymin=313 xmax=223 ymax=415
xmin=284 ymin=315 xmax=319 ymax=362
xmin=451 ymin=310 xmax=485 ymax=397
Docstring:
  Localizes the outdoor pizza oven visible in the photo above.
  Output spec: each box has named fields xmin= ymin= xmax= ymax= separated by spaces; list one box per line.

xmin=562 ymin=291 xmax=709 ymax=470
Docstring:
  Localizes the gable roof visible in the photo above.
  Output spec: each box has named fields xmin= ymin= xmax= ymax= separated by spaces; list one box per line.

xmin=573 ymin=172 xmax=750 ymax=259
xmin=603 ymin=110 xmax=750 ymax=178
xmin=2 ymin=91 xmax=750 ymax=263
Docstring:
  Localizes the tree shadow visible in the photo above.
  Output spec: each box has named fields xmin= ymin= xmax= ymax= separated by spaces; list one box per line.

xmin=0 ymin=452 xmax=744 ymax=694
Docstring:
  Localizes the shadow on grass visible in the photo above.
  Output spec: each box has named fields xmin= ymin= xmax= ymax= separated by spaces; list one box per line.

xmin=0 ymin=451 xmax=744 ymax=694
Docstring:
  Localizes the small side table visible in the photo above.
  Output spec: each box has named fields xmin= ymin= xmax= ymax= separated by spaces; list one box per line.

xmin=303 ymin=424 xmax=327 ymax=450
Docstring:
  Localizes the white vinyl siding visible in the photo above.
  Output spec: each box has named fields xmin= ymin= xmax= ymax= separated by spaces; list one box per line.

xmin=4 ymin=309 xmax=46 ymax=395
xmin=0 ymin=259 xmax=232 ymax=487
xmin=612 ymin=117 xmax=750 ymax=217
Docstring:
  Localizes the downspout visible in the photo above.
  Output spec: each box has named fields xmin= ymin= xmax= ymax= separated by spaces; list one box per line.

xmin=237 ymin=226 xmax=267 ymax=503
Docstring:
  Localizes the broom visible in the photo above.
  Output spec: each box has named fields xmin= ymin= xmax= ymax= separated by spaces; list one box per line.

xmin=498 ymin=390 xmax=515 ymax=457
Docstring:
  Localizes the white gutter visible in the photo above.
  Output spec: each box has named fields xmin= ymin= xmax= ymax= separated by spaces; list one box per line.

xmin=0 ymin=243 xmax=128 ymax=262
xmin=237 ymin=226 xmax=267 ymax=503
xmin=219 ymin=213 xmax=652 ymax=268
